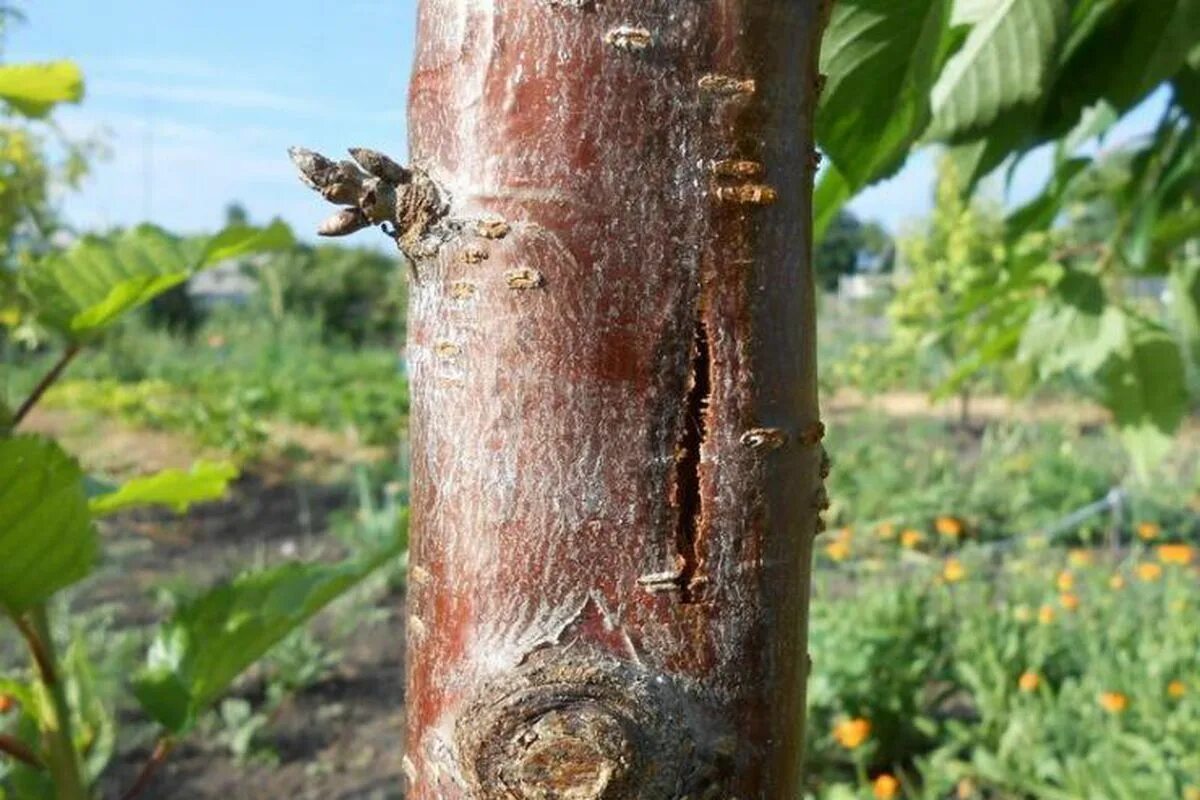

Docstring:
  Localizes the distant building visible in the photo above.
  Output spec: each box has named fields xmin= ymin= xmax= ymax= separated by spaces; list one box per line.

xmin=188 ymin=261 xmax=258 ymax=307
xmin=837 ymin=273 xmax=891 ymax=302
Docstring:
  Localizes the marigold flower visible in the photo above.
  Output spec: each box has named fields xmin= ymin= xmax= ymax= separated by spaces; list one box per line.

xmin=1137 ymin=521 xmax=1161 ymax=541
xmin=1157 ymin=544 xmax=1194 ymax=565
xmin=1037 ymin=604 xmax=1055 ymax=625
xmin=943 ymin=558 xmax=966 ymax=583
xmin=1059 ymin=592 xmax=1080 ymax=612
xmin=935 ymin=516 xmax=964 ymax=538
xmin=956 ymin=779 xmax=977 ymax=799
xmin=1068 ymin=549 xmax=1093 ymax=567
xmin=877 ymin=521 xmax=897 ymax=540
xmin=1168 ymin=680 xmax=1187 ymax=699
xmin=1056 ymin=570 xmax=1074 ymax=591
xmin=825 ymin=539 xmax=851 ymax=562
xmin=1018 ymin=672 xmax=1040 ymax=693
xmin=833 ymin=717 xmax=871 ymax=749
xmin=873 ymin=773 xmax=900 ymax=800
xmin=0 ymin=694 xmax=14 ymax=714
xmin=1137 ymin=562 xmax=1163 ymax=582
xmin=1098 ymin=691 xmax=1128 ymax=713
xmin=1109 ymin=574 xmax=1125 ymax=591
xmin=900 ymin=529 xmax=924 ymax=549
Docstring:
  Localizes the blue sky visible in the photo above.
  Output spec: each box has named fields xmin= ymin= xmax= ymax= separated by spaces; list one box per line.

xmin=8 ymin=2 xmax=1170 ymax=240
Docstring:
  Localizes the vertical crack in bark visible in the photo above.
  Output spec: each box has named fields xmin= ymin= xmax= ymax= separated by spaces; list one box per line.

xmin=674 ymin=318 xmax=711 ymax=602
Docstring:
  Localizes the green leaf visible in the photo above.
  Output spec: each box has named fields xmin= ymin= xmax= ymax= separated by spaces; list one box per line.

xmin=814 ymin=165 xmax=853 ymax=243
xmin=0 ymin=61 xmax=84 ymax=118
xmin=1100 ymin=322 xmax=1188 ymax=474
xmin=20 ymin=225 xmax=190 ymax=336
xmin=70 ymin=273 xmax=189 ymax=332
xmin=89 ymin=461 xmax=239 ymax=517
xmin=817 ymin=0 xmax=954 ymax=188
xmin=1006 ymin=156 xmax=1090 ymax=237
xmin=1041 ymin=0 xmax=1200 ymax=137
xmin=1018 ymin=271 xmax=1127 ymax=378
xmin=20 ymin=221 xmax=296 ymax=339
xmin=0 ymin=436 xmax=97 ymax=613
xmin=927 ymin=0 xmax=1069 ymax=141
xmin=1169 ymin=258 xmax=1200 ymax=370
xmin=132 ymin=513 xmax=407 ymax=734
xmin=198 ymin=219 xmax=295 ymax=268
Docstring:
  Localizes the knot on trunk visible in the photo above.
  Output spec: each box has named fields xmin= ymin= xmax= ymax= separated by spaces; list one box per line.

xmin=456 ymin=648 xmax=733 ymax=799
xmin=288 ymin=146 xmax=448 ymax=260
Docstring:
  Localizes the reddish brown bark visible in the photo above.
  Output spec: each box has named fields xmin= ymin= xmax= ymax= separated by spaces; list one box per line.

xmin=402 ymin=2 xmax=827 ymax=797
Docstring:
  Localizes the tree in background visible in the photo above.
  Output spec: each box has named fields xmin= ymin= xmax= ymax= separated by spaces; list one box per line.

xmin=886 ymin=157 xmax=1021 ymax=425
xmin=815 ymin=209 xmax=893 ymax=291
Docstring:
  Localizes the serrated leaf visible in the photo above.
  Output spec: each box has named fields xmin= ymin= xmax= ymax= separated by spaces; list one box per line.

xmin=0 ymin=61 xmax=84 ymax=118
xmin=198 ymin=219 xmax=294 ymax=267
xmin=817 ymin=0 xmax=954 ymax=188
xmin=1100 ymin=323 xmax=1187 ymax=474
xmin=0 ymin=436 xmax=97 ymax=613
xmin=1018 ymin=272 xmax=1127 ymax=378
xmin=132 ymin=513 xmax=407 ymax=734
xmin=89 ymin=461 xmax=239 ymax=517
xmin=70 ymin=272 xmax=189 ymax=332
xmin=20 ymin=221 xmax=295 ymax=339
xmin=1042 ymin=0 xmax=1200 ymax=137
xmin=928 ymin=0 xmax=1069 ymax=141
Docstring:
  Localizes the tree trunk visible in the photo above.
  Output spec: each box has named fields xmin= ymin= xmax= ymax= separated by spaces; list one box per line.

xmin=402 ymin=2 xmax=828 ymax=797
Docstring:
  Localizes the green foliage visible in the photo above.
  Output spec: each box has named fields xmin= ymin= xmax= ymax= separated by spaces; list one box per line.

xmin=271 ymin=243 xmax=407 ymax=346
xmin=132 ymin=514 xmax=406 ymax=734
xmin=0 ymin=436 xmax=96 ymax=613
xmin=0 ymin=61 xmax=83 ymax=118
xmin=817 ymin=0 xmax=954 ymax=187
xmin=807 ymin=539 xmax=1200 ymax=799
xmin=88 ymin=461 xmax=239 ymax=517
xmin=19 ymin=222 xmax=294 ymax=339
xmin=817 ymin=0 xmax=1200 ymax=229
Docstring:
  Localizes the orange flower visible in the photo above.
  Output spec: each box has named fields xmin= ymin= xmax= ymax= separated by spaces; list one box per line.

xmin=0 ymin=694 xmax=14 ymax=714
xmin=900 ymin=529 xmax=925 ymax=549
xmin=1157 ymin=544 xmax=1194 ymax=565
xmin=943 ymin=558 xmax=967 ymax=583
xmin=825 ymin=539 xmax=851 ymax=562
xmin=1037 ymin=605 xmax=1055 ymax=625
xmin=833 ymin=717 xmax=871 ymax=749
xmin=1137 ymin=562 xmax=1163 ymax=582
xmin=1059 ymin=592 xmax=1080 ymax=612
xmin=935 ymin=516 xmax=964 ymax=538
xmin=1056 ymin=570 xmax=1074 ymax=591
xmin=1018 ymin=672 xmax=1040 ymax=693
xmin=1109 ymin=574 xmax=1126 ymax=591
xmin=877 ymin=521 xmax=897 ymax=540
xmin=1098 ymin=691 xmax=1128 ymax=713
xmin=1068 ymin=549 xmax=1093 ymax=567
xmin=873 ymin=773 xmax=901 ymax=800
xmin=956 ymin=779 xmax=977 ymax=799
xmin=1168 ymin=680 xmax=1187 ymax=699
xmin=1137 ymin=521 xmax=1161 ymax=541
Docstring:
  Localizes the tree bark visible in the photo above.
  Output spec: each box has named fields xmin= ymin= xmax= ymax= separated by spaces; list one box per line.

xmin=402 ymin=2 xmax=828 ymax=797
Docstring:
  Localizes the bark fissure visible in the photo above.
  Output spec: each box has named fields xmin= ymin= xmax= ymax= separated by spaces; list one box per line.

xmin=674 ymin=317 xmax=711 ymax=602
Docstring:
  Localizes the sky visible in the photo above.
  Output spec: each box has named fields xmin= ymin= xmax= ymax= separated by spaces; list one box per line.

xmin=7 ymin=1 xmax=1172 ymax=240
